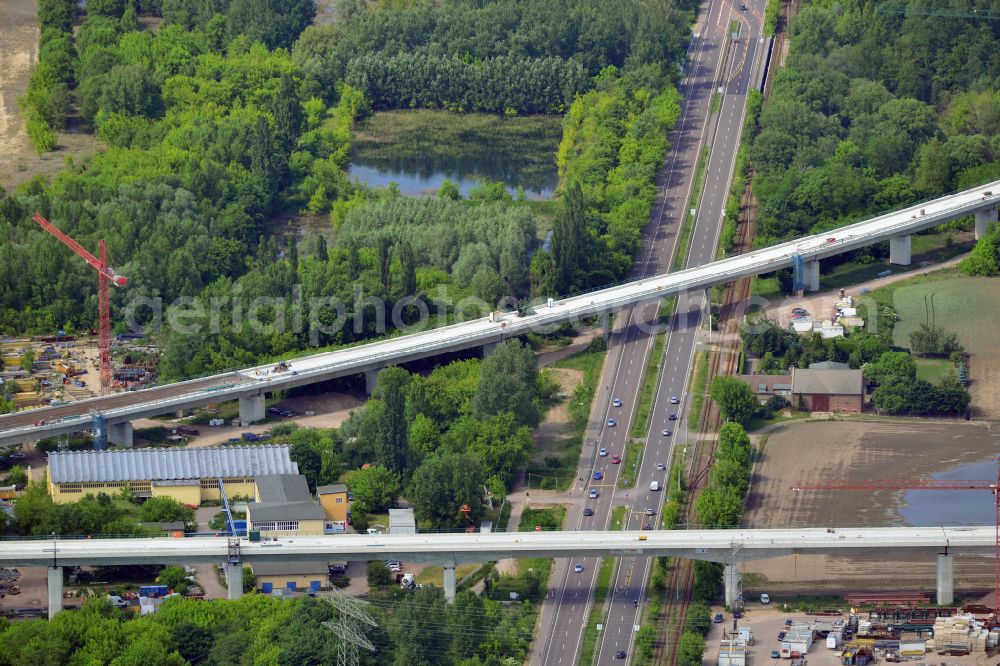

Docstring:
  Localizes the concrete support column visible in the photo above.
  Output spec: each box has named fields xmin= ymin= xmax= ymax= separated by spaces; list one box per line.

xmin=723 ymin=564 xmax=740 ymax=608
xmin=176 ymin=409 xmax=187 ymax=419
xmin=443 ymin=564 xmax=456 ymax=603
xmin=238 ymin=395 xmax=265 ymax=426
xmin=107 ymin=421 xmax=133 ymax=448
xmin=889 ymin=234 xmax=912 ymax=266
xmin=364 ymin=369 xmax=380 ymax=395
xmin=482 ymin=341 xmax=498 ymax=357
xmin=936 ymin=553 xmax=954 ymax=606
xmin=47 ymin=567 xmax=63 ymax=619
xmin=975 ymin=208 xmax=998 ymax=239
xmin=225 ymin=563 xmax=244 ymax=600
xmin=601 ymin=312 xmax=610 ymax=342
xmin=805 ymin=260 xmax=820 ymax=292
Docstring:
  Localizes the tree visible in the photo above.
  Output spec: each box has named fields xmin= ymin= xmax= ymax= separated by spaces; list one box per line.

xmin=289 ymin=440 xmax=322 ymax=492
xmin=242 ymin=566 xmax=255 ymax=593
xmin=408 ymin=453 xmax=486 ymax=529
xmin=5 ymin=465 xmax=27 ymax=489
xmin=694 ymin=486 xmax=744 ymax=527
xmin=552 ymin=183 xmax=585 ymax=292
xmin=376 ymin=236 xmax=391 ymax=293
xmin=374 ymin=366 xmax=410 ymax=474
xmin=20 ymin=349 xmax=34 ymax=372
xmin=387 ymin=586 xmax=450 ymax=666
xmin=408 ymin=413 xmax=440 ymax=455
xmin=709 ymin=376 xmax=758 ymax=425
xmin=472 ymin=339 xmax=539 ymax=426
xmin=909 ymin=323 xmax=963 ymax=356
xmin=397 ymin=241 xmax=417 ymax=298
xmin=158 ymin=566 xmax=188 ymax=593
xmin=437 ymin=179 xmax=461 ymax=200
xmin=677 ymin=630 xmax=707 ymax=666
xmin=960 ymin=226 xmax=1000 ymax=276
xmin=346 ymin=465 xmax=400 ymax=513
xmin=864 ymin=351 xmax=917 ymax=385
xmin=367 ymin=560 xmax=393 ymax=588
xmin=138 ymin=496 xmax=194 ymax=526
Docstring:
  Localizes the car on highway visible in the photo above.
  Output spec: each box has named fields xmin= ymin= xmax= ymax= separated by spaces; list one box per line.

xmin=574 ymin=563 xmax=584 ymax=573
xmin=661 ymin=429 xmax=672 ymax=437
xmin=714 ymin=613 xmax=724 ymax=623
xmin=670 ymin=395 xmax=679 ymax=404
xmin=826 ymin=236 xmax=836 ymax=242
xmin=641 ymin=522 xmax=651 ymax=530
xmin=606 ymin=418 xmax=617 ymax=427
xmin=644 ymin=507 xmax=655 ymax=516
xmin=611 ymin=455 xmax=621 ymax=464
xmin=616 ymin=651 xmax=626 ymax=660
xmin=740 ymin=3 xmax=747 ymax=9
xmin=593 ymin=471 xmax=603 ymax=481
xmin=589 ymin=489 xmax=599 ymax=499
xmin=599 ymin=448 xmax=608 ymax=457
xmin=612 ymin=398 xmax=622 ymax=407
xmin=668 ymin=413 xmax=677 ymax=421
xmin=583 ymin=508 xmax=594 ymax=516
xmin=33 ymin=420 xmax=46 ymax=427
xmin=656 ymin=462 xmax=666 ymax=471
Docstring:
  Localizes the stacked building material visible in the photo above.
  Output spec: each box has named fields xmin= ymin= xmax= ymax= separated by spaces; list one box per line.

xmin=931 ymin=614 xmax=980 ymax=653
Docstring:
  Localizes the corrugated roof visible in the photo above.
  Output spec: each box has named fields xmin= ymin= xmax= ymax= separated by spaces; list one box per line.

xmin=317 ymin=484 xmax=348 ymax=495
xmin=255 ymin=474 xmax=311 ymax=503
xmin=808 ymin=361 xmax=849 ymax=370
xmin=791 ymin=368 xmax=863 ymax=396
xmin=249 ymin=501 xmax=325 ymax=522
xmin=48 ymin=446 xmax=298 ymax=483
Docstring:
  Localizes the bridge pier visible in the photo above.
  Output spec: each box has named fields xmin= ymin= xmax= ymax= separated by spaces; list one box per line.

xmin=804 ymin=260 xmax=820 ymax=292
xmin=976 ymin=208 xmax=998 ymax=239
xmin=107 ymin=421 xmax=133 ymax=448
xmin=889 ymin=234 xmax=912 ymax=266
xmin=364 ymin=369 xmax=379 ymax=395
xmin=483 ymin=341 xmax=498 ymax=357
xmin=238 ymin=395 xmax=265 ymax=426
xmin=443 ymin=564 xmax=456 ymax=602
xmin=601 ymin=312 xmax=610 ymax=342
xmin=937 ymin=553 xmax=954 ymax=606
xmin=48 ymin=567 xmax=63 ymax=619
xmin=723 ymin=564 xmax=740 ymax=608
xmin=225 ymin=563 xmax=243 ymax=600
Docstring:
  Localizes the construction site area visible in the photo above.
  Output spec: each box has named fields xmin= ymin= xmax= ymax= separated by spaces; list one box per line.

xmin=742 ymin=420 xmax=1000 ymax=597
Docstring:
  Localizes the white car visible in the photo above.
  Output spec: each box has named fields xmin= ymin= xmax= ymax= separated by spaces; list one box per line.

xmin=589 ymin=489 xmax=599 ymax=499
xmin=661 ymin=429 xmax=672 ymax=437
xmin=612 ymin=398 xmax=623 ymax=407
xmin=670 ymin=396 xmax=679 ymax=404
xmin=656 ymin=463 xmax=666 ymax=471
xmin=574 ymin=563 xmax=585 ymax=573
xmin=599 ymin=447 xmax=608 ymax=457
xmin=607 ymin=418 xmax=617 ymax=427
xmin=761 ymin=593 xmax=771 ymax=604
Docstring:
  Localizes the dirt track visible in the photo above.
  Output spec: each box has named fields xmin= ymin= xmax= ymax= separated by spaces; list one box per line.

xmin=743 ymin=419 xmax=1000 ymax=600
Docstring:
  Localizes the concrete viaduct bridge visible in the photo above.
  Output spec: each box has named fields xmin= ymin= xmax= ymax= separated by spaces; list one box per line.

xmin=13 ymin=525 xmax=993 ymax=617
xmin=0 ymin=182 xmax=997 ymax=449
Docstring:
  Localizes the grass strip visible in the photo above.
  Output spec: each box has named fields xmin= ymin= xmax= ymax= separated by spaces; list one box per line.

xmin=672 ymin=146 xmax=711 ymax=271
xmin=687 ymin=351 xmax=710 ymax=432
xmin=629 ymin=331 xmax=667 ymax=438
xmin=617 ymin=440 xmax=644 ymax=490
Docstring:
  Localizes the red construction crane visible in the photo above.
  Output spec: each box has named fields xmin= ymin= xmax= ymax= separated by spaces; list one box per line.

xmin=32 ymin=214 xmax=128 ymax=396
xmin=792 ymin=460 xmax=1000 ymax=610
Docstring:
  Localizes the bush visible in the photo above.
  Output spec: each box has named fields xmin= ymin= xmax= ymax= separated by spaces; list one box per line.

xmin=26 ymin=117 xmax=57 ymax=154
xmin=367 ymin=561 xmax=393 ymax=588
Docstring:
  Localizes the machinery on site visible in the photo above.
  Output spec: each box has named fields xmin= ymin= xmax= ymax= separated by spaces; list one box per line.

xmin=32 ymin=214 xmax=127 ymax=396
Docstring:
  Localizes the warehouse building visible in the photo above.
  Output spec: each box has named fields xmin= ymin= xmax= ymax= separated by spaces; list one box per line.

xmin=46 ymin=446 xmax=298 ymax=504
xmin=247 ymin=474 xmax=325 ymax=537
xmin=791 ymin=368 xmax=864 ymax=412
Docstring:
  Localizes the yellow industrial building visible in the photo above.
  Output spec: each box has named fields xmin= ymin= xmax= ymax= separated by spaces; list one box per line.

xmin=46 ymin=446 xmax=299 ymax=505
xmin=252 ymin=561 xmax=329 ymax=594
xmin=317 ymin=483 xmax=349 ymax=533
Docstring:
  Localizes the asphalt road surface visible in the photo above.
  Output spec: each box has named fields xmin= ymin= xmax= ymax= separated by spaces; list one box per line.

xmin=531 ymin=0 xmax=766 ymax=663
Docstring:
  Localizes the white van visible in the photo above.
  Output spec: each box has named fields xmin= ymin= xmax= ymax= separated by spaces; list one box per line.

xmin=366 ymin=528 xmax=382 ymax=535
xmin=107 ymin=595 xmax=128 ymax=608
xmin=649 ymin=481 xmax=661 ymax=491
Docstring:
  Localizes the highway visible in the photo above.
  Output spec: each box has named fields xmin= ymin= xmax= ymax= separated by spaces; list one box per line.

xmin=593 ymin=1 xmax=767 ymax=663
xmin=1 ymin=526 xmax=991 ymax=567
xmin=1 ymin=179 xmax=996 ymax=446
xmin=534 ymin=0 xmax=767 ymax=663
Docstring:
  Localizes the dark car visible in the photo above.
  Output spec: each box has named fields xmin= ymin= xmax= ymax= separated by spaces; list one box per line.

xmin=778 ymin=631 xmax=786 ymax=640
xmin=616 ymin=651 xmax=626 ymax=660
xmin=740 ymin=3 xmax=747 ymax=9
xmin=668 ymin=413 xmax=677 ymax=421
xmin=583 ymin=508 xmax=595 ymax=516
xmin=714 ymin=613 xmax=724 ymax=623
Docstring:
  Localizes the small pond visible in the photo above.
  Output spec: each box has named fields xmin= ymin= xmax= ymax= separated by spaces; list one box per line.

xmin=899 ymin=459 xmax=997 ymax=526
xmin=348 ymin=110 xmax=562 ymax=200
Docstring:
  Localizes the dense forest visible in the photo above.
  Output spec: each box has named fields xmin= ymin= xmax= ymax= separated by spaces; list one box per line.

xmin=0 ymin=589 xmax=534 ymax=666
xmin=2 ymin=0 xmax=696 ymax=379
xmin=750 ymin=0 xmax=1000 ymax=247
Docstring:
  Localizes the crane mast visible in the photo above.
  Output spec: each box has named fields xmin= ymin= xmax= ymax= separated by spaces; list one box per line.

xmin=32 ymin=214 xmax=128 ymax=396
